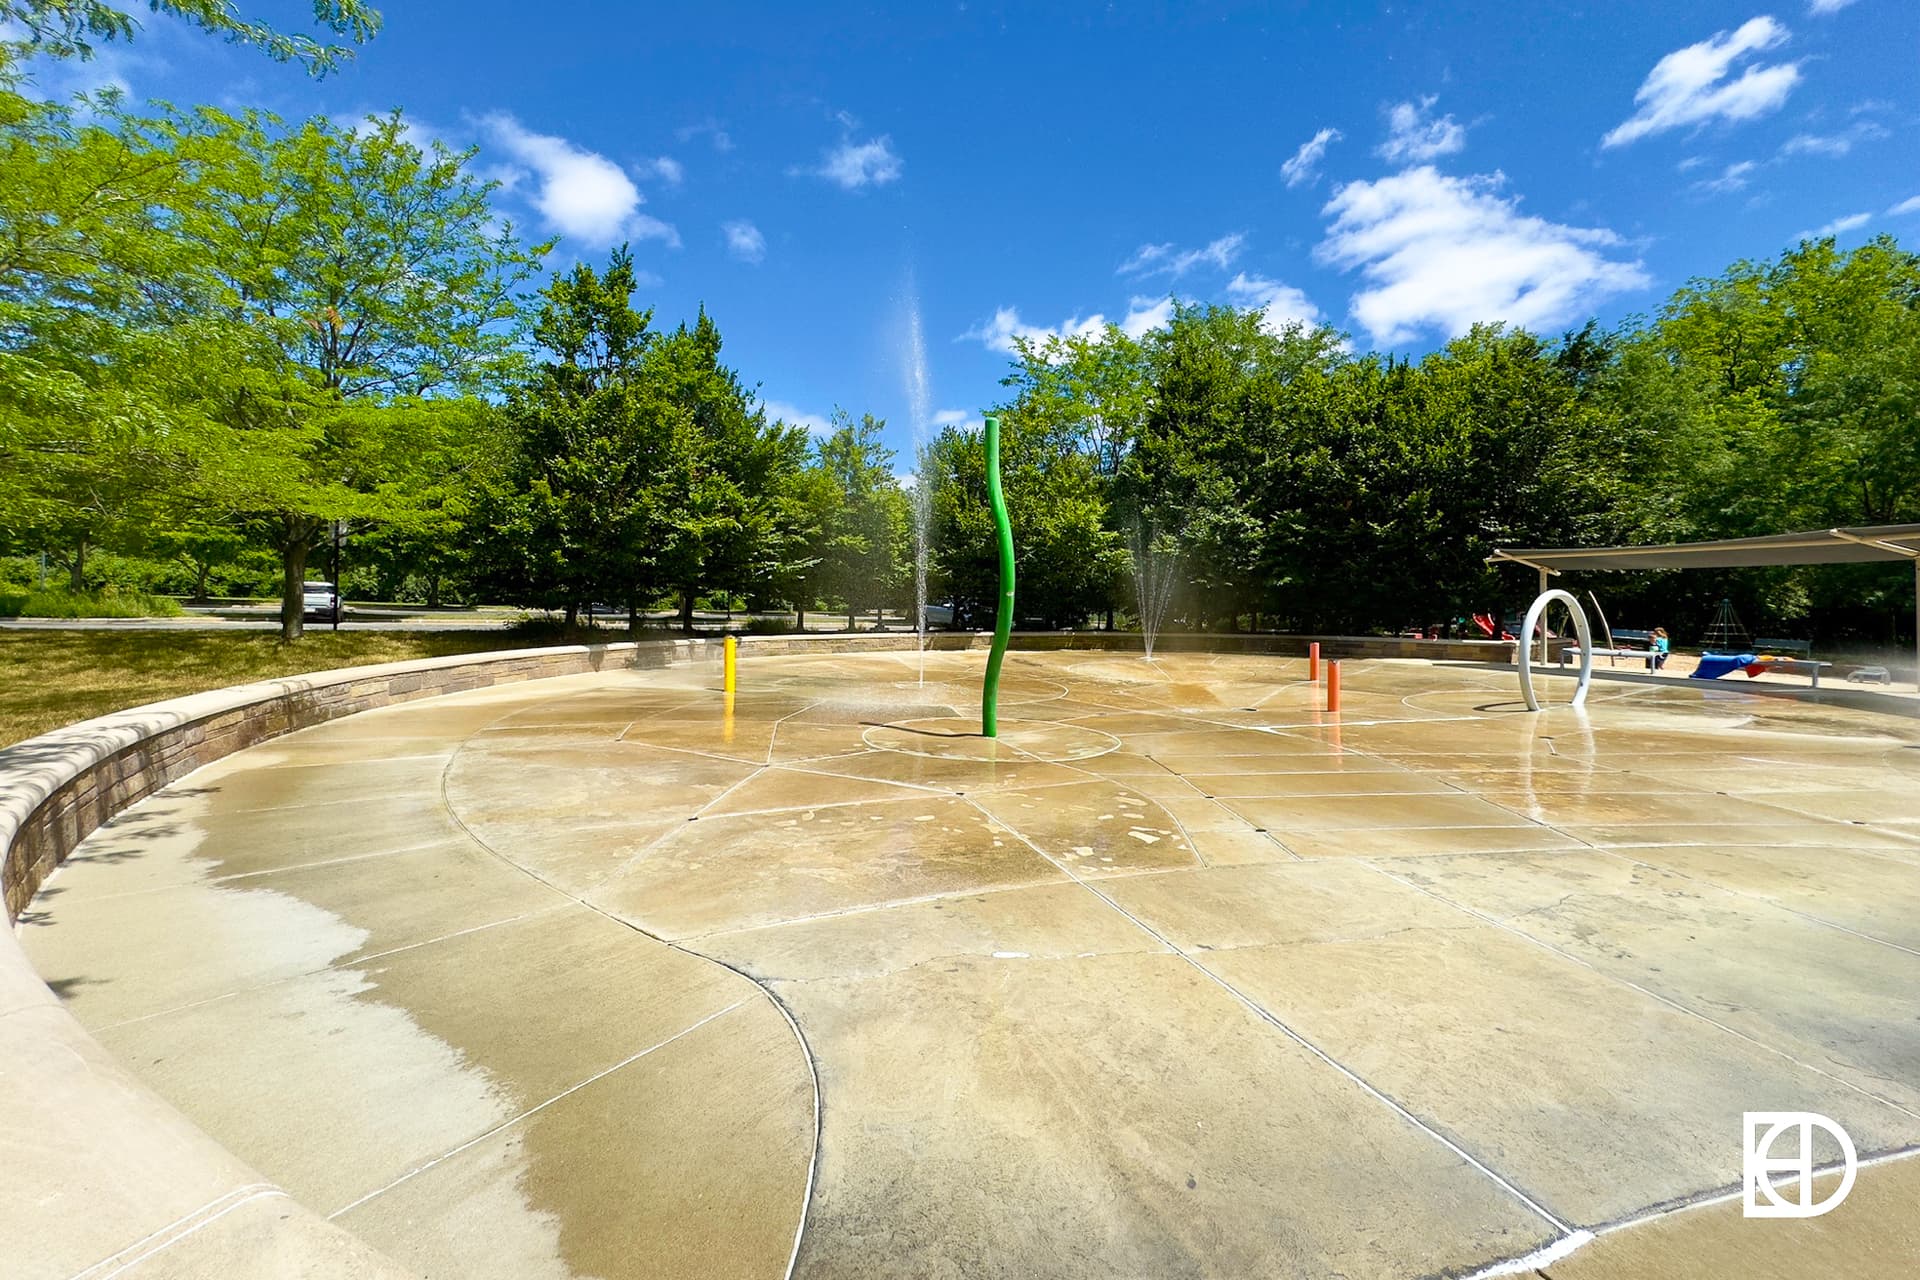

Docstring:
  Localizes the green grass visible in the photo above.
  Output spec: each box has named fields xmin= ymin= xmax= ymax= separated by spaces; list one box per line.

xmin=0 ymin=626 xmax=643 ymax=748
xmin=0 ymin=589 xmax=185 ymax=619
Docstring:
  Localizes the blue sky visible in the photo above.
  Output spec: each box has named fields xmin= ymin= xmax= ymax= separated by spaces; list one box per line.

xmin=22 ymin=1 xmax=1920 ymax=461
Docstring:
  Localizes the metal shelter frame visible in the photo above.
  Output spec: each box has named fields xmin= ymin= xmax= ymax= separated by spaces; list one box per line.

xmin=1488 ymin=524 xmax=1920 ymax=692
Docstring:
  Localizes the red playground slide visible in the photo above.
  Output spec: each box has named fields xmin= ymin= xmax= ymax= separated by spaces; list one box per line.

xmin=1471 ymin=613 xmax=1516 ymax=641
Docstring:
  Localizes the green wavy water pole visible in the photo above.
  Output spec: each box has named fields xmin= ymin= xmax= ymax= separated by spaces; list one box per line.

xmin=982 ymin=413 xmax=1015 ymax=738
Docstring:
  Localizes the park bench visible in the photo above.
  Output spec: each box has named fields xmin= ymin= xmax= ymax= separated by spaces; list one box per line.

xmin=1754 ymin=636 xmax=1813 ymax=657
xmin=1759 ymin=657 xmax=1831 ymax=687
xmin=1555 ymin=644 xmax=1660 ymax=669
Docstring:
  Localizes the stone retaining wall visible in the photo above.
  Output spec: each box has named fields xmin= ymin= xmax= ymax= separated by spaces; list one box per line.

xmin=2 ymin=639 xmax=723 ymax=922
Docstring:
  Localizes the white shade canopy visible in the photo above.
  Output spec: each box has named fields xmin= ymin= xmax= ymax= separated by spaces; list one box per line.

xmin=1489 ymin=525 xmax=1920 ymax=574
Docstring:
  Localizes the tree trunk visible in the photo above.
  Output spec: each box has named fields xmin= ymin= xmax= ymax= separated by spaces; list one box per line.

xmin=796 ymin=605 xmax=806 ymax=631
xmin=279 ymin=537 xmax=309 ymax=642
xmin=847 ymin=603 xmax=855 ymax=631
xmin=193 ymin=561 xmax=210 ymax=603
xmin=69 ymin=535 xmax=87 ymax=593
xmin=425 ymin=573 xmax=442 ymax=609
xmin=564 ymin=601 xmax=578 ymax=627
xmin=1104 ymin=607 xmax=1114 ymax=632
xmin=679 ymin=590 xmax=696 ymax=633
xmin=628 ymin=601 xmax=640 ymax=636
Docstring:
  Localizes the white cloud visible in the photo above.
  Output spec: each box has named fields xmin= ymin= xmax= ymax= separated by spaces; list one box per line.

xmin=676 ymin=119 xmax=734 ymax=152
xmin=804 ymin=135 xmax=903 ymax=189
xmin=1798 ymin=211 xmax=1870 ymax=239
xmin=1691 ymin=160 xmax=1757 ymax=194
xmin=1377 ymin=97 xmax=1467 ymax=164
xmin=1224 ymin=273 xmax=1322 ymax=335
xmin=1117 ymin=233 xmax=1244 ymax=278
xmin=1779 ymin=121 xmax=1887 ymax=158
xmin=1889 ymin=195 xmax=1920 ymax=217
xmin=961 ymin=306 xmax=1110 ymax=354
xmin=931 ymin=408 xmax=983 ymax=433
xmin=762 ymin=399 xmax=833 ymax=435
xmin=721 ymin=219 xmax=766 ymax=264
xmin=1282 ymin=127 xmax=1343 ymax=188
xmin=1602 ymin=18 xmax=1800 ymax=148
xmin=641 ymin=156 xmax=684 ymax=186
xmin=1808 ymin=0 xmax=1856 ymax=13
xmin=1120 ymin=296 xmax=1175 ymax=338
xmin=1317 ymin=165 xmax=1649 ymax=346
xmin=481 ymin=113 xmax=677 ymax=247
xmin=961 ymin=295 xmax=1181 ymax=353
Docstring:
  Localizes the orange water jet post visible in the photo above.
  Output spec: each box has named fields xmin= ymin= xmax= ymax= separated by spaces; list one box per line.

xmin=1308 ymin=641 xmax=1320 ymax=682
xmin=1327 ymin=660 xmax=1341 ymax=714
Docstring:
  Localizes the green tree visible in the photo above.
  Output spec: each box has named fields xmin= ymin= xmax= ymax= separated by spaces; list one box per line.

xmin=473 ymin=249 xmax=660 ymax=624
xmin=1123 ymin=304 xmax=1346 ymax=628
xmin=640 ymin=312 xmax=807 ymax=630
xmin=170 ymin=107 xmax=546 ymax=638
xmin=815 ymin=412 xmax=905 ymax=628
xmin=0 ymin=65 xmax=216 ymax=585
xmin=2 ymin=0 xmax=378 ymax=74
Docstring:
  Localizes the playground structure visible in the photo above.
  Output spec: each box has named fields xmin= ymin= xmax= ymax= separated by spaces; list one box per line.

xmin=1515 ymin=588 xmax=1593 ymax=711
xmin=1492 ymin=524 xmax=1920 ymax=697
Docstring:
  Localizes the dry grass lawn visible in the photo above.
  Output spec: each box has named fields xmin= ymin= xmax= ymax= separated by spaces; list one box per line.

xmin=0 ymin=630 xmax=573 ymax=747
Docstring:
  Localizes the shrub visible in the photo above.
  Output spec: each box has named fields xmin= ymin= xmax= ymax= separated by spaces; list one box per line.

xmin=0 ymin=589 xmax=186 ymax=618
xmin=744 ymin=616 xmax=794 ymax=635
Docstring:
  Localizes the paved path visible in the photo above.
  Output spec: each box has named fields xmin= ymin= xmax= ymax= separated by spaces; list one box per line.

xmin=21 ymin=652 xmax=1920 ymax=1277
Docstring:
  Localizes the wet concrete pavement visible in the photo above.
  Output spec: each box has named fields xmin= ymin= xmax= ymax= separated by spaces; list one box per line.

xmin=21 ymin=651 xmax=1920 ymax=1278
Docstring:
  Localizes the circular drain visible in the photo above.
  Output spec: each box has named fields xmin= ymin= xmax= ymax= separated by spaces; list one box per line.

xmin=862 ymin=716 xmax=1120 ymax=761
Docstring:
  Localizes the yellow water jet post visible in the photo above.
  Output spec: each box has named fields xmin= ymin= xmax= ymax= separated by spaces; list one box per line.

xmin=723 ymin=634 xmax=738 ymax=694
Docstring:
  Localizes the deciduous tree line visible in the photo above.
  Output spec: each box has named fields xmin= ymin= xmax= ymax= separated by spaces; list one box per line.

xmin=935 ymin=236 xmax=1919 ymax=645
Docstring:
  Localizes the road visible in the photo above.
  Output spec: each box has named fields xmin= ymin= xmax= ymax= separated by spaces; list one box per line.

xmin=0 ymin=607 xmax=922 ymax=634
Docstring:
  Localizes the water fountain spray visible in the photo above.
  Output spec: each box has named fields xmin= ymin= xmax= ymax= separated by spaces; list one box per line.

xmin=903 ymin=277 xmax=934 ymax=685
xmin=1130 ymin=523 xmax=1181 ymax=661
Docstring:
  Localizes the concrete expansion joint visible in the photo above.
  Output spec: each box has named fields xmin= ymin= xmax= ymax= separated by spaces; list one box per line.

xmin=327 ymin=999 xmax=751 ymax=1222
xmin=429 ymin=693 xmax=824 ymax=1280
xmin=1361 ymin=859 xmax=1920 ymax=1124
xmin=965 ymin=781 xmax=1575 ymax=1237
xmin=661 ymin=942 xmax=822 ymax=1280
xmin=1484 ymin=1147 xmax=1920 ymax=1279
xmin=62 ymin=833 xmax=478 ymax=906
xmin=69 ymin=1183 xmax=288 ymax=1280
xmin=86 ymin=903 xmax=574 ymax=1035
xmin=1592 ymin=846 xmax=1920 ymax=961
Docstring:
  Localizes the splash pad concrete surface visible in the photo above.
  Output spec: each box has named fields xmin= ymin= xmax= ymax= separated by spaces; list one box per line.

xmin=20 ymin=649 xmax=1920 ymax=1279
